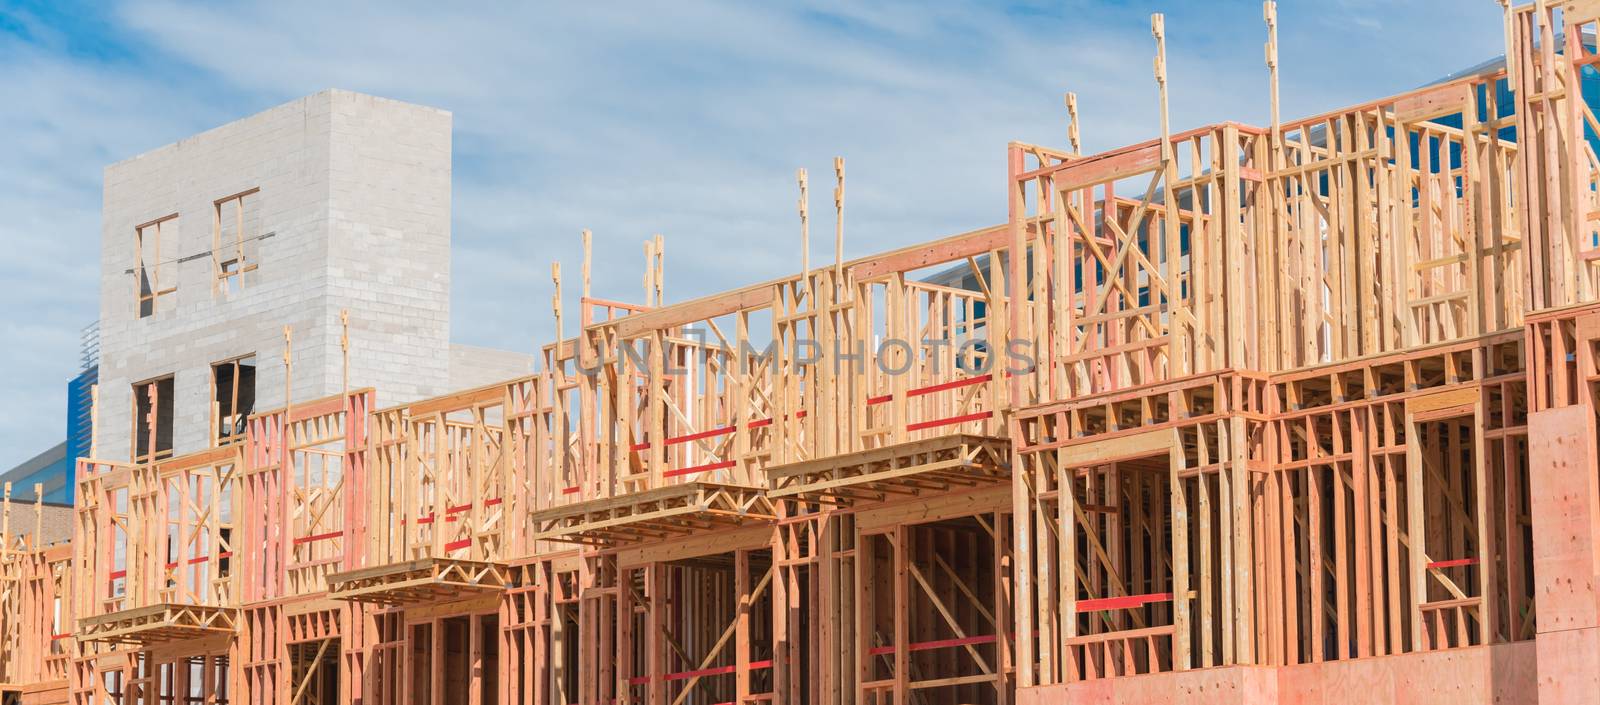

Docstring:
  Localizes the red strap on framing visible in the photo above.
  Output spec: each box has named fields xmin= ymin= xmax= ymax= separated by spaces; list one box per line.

xmin=635 ymin=411 xmax=810 ymax=449
xmin=1426 ymin=557 xmax=1479 ymax=569
xmin=664 ymin=460 xmax=737 ymax=478
xmin=868 ymin=633 xmax=998 ymax=656
xmin=408 ymin=497 xmax=506 ymax=525
xmin=1075 ymin=592 xmax=1172 ymax=612
xmin=293 ymin=530 xmax=344 ymax=546
xmin=868 ymin=374 xmax=994 ymax=407
xmin=445 ymin=497 xmax=502 ymax=515
xmin=627 ymin=658 xmax=773 ymax=685
xmin=906 ymin=410 xmax=993 ymax=433
xmin=907 ymin=373 xmax=993 ymax=398
xmin=163 ymin=552 xmax=234 ymax=570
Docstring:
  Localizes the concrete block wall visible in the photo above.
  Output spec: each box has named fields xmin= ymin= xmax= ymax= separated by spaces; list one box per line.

xmin=320 ymin=91 xmax=456 ymax=403
xmin=96 ymin=90 xmax=468 ymax=462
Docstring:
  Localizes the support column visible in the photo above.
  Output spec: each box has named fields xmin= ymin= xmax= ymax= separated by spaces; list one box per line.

xmin=735 ymin=550 xmax=751 ymax=703
xmin=1170 ymin=442 xmax=1191 ymax=670
xmin=893 ymin=524 xmax=909 ymax=700
xmin=617 ymin=566 xmax=635 ymax=705
xmin=645 ymin=563 xmax=665 ymax=705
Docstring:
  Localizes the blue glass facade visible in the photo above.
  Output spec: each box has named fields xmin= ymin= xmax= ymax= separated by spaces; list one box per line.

xmin=0 ymin=366 xmax=95 ymax=505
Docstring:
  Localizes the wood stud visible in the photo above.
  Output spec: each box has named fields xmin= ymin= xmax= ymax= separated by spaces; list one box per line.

xmin=4 ymin=4 xmax=1598 ymax=704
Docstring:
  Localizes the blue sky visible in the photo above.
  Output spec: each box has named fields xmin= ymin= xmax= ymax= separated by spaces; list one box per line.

xmin=0 ymin=0 xmax=1507 ymax=470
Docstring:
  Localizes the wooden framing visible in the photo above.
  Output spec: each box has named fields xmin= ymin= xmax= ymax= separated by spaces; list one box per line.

xmin=133 ymin=213 xmax=178 ymax=318
xmin=327 ymin=558 xmax=507 ymax=606
xmin=76 ymin=603 xmax=237 ymax=647
xmin=1011 ymin=372 xmax=1269 ymax=685
xmin=212 ymin=187 xmax=262 ymax=297
xmin=6 ymin=3 xmax=1600 ymax=703
xmin=766 ymin=434 xmax=1010 ymax=504
xmin=529 ymin=481 xmax=775 ymax=546
xmin=1 ymin=491 xmax=73 ymax=703
xmin=210 ymin=353 xmax=257 ymax=448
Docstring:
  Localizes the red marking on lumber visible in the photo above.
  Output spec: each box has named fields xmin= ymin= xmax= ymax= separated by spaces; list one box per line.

xmin=164 ymin=552 xmax=234 ymax=570
xmin=907 ymin=374 xmax=992 ymax=398
xmin=905 ymin=410 xmax=992 ymax=432
xmin=868 ymin=633 xmax=998 ymax=656
xmin=444 ymin=538 xmax=472 ymax=552
xmin=635 ymin=411 xmax=810 ymax=451
xmin=407 ymin=497 xmax=506 ymax=525
xmin=562 ymin=486 xmax=580 ymax=495
xmin=633 ymin=424 xmax=736 ymax=451
xmin=671 ymin=425 xmax=736 ymax=445
xmin=664 ymin=460 xmax=737 ymax=478
xmin=866 ymin=374 xmax=993 ymax=406
xmin=51 ymin=633 xmax=71 ymax=641
xmin=1427 ymin=557 xmax=1479 ymax=569
xmin=1075 ymin=592 xmax=1172 ymax=612
xmin=628 ymin=659 xmax=772 ymax=685
xmin=109 ymin=569 xmax=126 ymax=579
xmin=745 ymin=411 xmax=805 ymax=430
xmin=293 ymin=531 xmax=344 ymax=546
xmin=445 ymin=497 xmax=502 ymax=515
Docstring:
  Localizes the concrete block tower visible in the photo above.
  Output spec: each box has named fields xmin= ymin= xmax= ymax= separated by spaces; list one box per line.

xmin=96 ymin=89 xmax=522 ymax=462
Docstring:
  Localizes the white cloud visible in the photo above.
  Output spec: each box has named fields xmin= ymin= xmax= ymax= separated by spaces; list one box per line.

xmin=0 ymin=0 xmax=1509 ymax=470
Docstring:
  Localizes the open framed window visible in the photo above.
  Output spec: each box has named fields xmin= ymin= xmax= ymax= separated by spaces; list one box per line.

xmin=132 ymin=374 xmax=175 ymax=462
xmin=134 ymin=214 xmax=178 ymax=318
xmin=213 ymin=188 xmax=261 ymax=297
xmin=211 ymin=355 xmax=257 ymax=445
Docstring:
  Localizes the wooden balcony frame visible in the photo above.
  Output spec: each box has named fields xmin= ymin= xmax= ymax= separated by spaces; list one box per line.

xmin=326 ymin=557 xmax=508 ymax=606
xmin=765 ymin=433 xmax=1010 ymax=505
xmin=529 ymin=481 xmax=775 ymax=546
xmin=75 ymin=603 xmax=236 ymax=647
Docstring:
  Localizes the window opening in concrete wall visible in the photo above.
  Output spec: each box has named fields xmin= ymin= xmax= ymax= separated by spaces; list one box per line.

xmin=211 ymin=355 xmax=257 ymax=446
xmin=133 ymin=374 xmax=175 ymax=462
xmin=213 ymin=188 xmax=261 ymax=297
xmin=135 ymin=214 xmax=178 ymax=317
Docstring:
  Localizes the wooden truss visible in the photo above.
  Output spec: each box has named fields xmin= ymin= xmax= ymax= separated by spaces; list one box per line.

xmin=766 ymin=434 xmax=1010 ymax=505
xmin=75 ymin=603 xmax=236 ymax=647
xmin=6 ymin=4 xmax=1600 ymax=705
xmin=529 ymin=481 xmax=775 ymax=546
xmin=326 ymin=557 xmax=507 ymax=606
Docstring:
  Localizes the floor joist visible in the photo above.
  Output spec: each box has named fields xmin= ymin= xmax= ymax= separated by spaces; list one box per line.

xmin=75 ymin=603 xmax=237 ymax=647
xmin=529 ymin=481 xmax=776 ymax=546
xmin=326 ymin=557 xmax=507 ymax=606
xmin=765 ymin=434 xmax=1010 ymax=505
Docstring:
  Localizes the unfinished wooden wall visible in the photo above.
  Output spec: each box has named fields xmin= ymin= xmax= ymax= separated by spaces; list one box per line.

xmin=1 ymin=494 xmax=73 ymax=703
xmin=1001 ymin=0 xmax=1597 ymax=692
xmin=9 ymin=3 xmax=1600 ymax=704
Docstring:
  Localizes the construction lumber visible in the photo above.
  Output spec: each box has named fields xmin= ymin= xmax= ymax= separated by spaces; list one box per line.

xmin=8 ymin=3 xmax=1600 ymax=704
